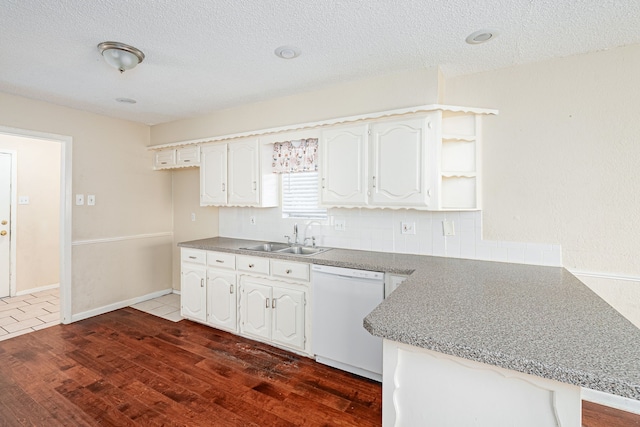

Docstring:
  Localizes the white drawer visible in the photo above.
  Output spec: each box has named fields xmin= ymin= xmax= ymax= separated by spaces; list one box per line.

xmin=271 ymin=260 xmax=310 ymax=282
xmin=236 ymin=255 xmax=270 ymax=275
xmin=181 ymin=248 xmax=206 ymax=264
xmin=176 ymin=145 xmax=200 ymax=166
xmin=206 ymin=251 xmax=236 ymax=270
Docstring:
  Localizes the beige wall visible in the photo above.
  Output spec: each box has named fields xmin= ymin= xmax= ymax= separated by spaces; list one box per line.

xmin=0 ymin=135 xmax=60 ymax=293
xmin=171 ymin=168 xmax=219 ymax=288
xmin=445 ymin=44 xmax=640 ymax=277
xmin=0 ymin=92 xmax=173 ymax=316
xmin=150 ymin=67 xmax=442 ymax=145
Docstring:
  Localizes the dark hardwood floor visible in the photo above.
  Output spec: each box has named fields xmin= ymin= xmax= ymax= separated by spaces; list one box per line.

xmin=0 ymin=307 xmax=381 ymax=426
xmin=1 ymin=307 xmax=639 ymax=426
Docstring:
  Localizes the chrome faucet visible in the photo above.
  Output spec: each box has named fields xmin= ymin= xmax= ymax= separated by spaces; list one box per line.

xmin=285 ymin=223 xmax=299 ymax=245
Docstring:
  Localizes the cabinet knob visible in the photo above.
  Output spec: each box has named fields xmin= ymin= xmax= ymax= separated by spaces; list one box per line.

xmin=0 ymin=230 xmax=6 ymax=236
xmin=265 ymin=298 xmax=270 ymax=308
xmin=1 ymin=220 xmax=6 ymax=225
xmin=248 ymin=264 xmax=254 ymax=268
xmin=285 ymin=269 xmax=292 ymax=274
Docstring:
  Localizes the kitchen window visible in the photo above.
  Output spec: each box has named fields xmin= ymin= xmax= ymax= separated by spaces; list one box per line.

xmin=281 ymin=171 xmax=327 ymax=219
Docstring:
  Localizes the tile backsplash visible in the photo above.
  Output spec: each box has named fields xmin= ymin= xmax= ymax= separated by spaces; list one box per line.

xmin=219 ymin=207 xmax=562 ymax=267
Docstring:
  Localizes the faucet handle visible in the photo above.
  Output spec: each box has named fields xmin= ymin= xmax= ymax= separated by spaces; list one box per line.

xmin=284 ymin=235 xmax=292 ymax=245
xmin=303 ymin=236 xmax=317 ymax=248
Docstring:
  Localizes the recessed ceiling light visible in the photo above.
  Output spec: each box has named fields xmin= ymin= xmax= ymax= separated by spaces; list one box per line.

xmin=466 ymin=29 xmax=499 ymax=44
xmin=116 ymin=97 xmax=137 ymax=104
xmin=275 ymin=45 xmax=301 ymax=59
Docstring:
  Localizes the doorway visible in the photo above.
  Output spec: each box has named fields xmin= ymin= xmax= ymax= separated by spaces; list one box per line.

xmin=0 ymin=126 xmax=71 ymax=325
xmin=0 ymin=151 xmax=14 ymax=298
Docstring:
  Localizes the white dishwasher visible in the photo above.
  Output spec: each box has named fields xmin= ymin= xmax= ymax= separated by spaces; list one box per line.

xmin=311 ymin=264 xmax=384 ymax=382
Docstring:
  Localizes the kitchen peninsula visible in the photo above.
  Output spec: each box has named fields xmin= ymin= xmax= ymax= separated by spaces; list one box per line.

xmin=179 ymin=237 xmax=640 ymax=426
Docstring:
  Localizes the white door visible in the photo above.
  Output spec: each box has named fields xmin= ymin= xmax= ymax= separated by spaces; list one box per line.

xmin=228 ymin=139 xmax=259 ymax=206
xmin=0 ymin=153 xmax=11 ymax=297
xmin=370 ymin=116 xmax=431 ymax=207
xmin=180 ymin=266 xmax=207 ymax=321
xmin=271 ymin=287 xmax=305 ymax=350
xmin=200 ymin=144 xmax=227 ymax=206
xmin=320 ymin=124 xmax=369 ymax=206
xmin=207 ymin=269 xmax=237 ymax=332
xmin=239 ymin=277 xmax=271 ymax=340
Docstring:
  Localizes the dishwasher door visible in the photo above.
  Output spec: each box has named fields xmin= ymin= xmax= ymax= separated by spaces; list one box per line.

xmin=311 ymin=264 xmax=384 ymax=381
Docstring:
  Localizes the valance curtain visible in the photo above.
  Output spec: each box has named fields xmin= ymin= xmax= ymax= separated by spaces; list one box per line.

xmin=272 ymin=138 xmax=318 ymax=173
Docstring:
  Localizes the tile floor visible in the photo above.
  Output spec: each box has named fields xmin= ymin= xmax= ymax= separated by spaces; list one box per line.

xmin=130 ymin=293 xmax=183 ymax=322
xmin=0 ymin=290 xmax=182 ymax=343
xmin=0 ymin=288 xmax=60 ymax=341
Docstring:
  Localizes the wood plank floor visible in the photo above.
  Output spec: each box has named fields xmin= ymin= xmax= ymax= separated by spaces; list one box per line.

xmin=0 ymin=307 xmax=381 ymax=426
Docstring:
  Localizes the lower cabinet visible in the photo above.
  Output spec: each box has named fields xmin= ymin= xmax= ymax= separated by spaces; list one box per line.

xmin=206 ymin=269 xmax=237 ymax=332
xmin=180 ymin=248 xmax=309 ymax=355
xmin=181 ymin=265 xmax=207 ymax=322
xmin=240 ymin=275 xmax=306 ymax=351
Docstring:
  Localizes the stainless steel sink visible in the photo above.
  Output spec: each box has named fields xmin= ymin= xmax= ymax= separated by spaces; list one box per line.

xmin=276 ymin=246 xmax=331 ymax=256
xmin=241 ymin=242 xmax=331 ymax=256
xmin=241 ymin=242 xmax=290 ymax=252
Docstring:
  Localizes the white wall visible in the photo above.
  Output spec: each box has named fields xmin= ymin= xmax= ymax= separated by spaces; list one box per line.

xmin=445 ymin=44 xmax=640 ymax=327
xmin=0 ymin=92 xmax=174 ymax=317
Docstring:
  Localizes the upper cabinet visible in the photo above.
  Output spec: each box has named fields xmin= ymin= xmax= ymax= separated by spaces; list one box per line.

xmin=153 ymin=145 xmax=200 ymax=170
xmin=319 ymin=109 xmax=485 ymax=210
xmin=200 ymin=138 xmax=278 ymax=207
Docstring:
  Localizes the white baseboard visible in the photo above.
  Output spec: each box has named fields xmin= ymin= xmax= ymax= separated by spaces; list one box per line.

xmin=15 ymin=283 xmax=60 ymax=296
xmin=582 ymin=388 xmax=640 ymax=415
xmin=69 ymin=288 xmax=174 ymax=323
xmin=172 ymin=289 xmax=181 ymax=295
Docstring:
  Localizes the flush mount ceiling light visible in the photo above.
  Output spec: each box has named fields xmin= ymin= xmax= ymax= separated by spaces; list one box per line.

xmin=274 ymin=45 xmax=301 ymax=59
xmin=98 ymin=41 xmax=145 ymax=73
xmin=465 ymin=29 xmax=500 ymax=44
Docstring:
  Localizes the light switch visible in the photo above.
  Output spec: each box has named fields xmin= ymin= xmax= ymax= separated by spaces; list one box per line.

xmin=191 ymin=212 xmax=196 ymax=222
xmin=75 ymin=194 xmax=84 ymax=206
xmin=87 ymin=195 xmax=96 ymax=206
xmin=334 ymin=219 xmax=346 ymax=231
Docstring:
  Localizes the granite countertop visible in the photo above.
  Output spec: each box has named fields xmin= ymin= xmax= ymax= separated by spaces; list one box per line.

xmin=179 ymin=236 xmax=640 ymax=401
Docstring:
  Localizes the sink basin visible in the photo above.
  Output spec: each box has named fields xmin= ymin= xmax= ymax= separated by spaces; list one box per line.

xmin=242 ymin=242 xmax=290 ymax=252
xmin=276 ymin=246 xmax=331 ymax=256
xmin=242 ymin=242 xmax=331 ymax=256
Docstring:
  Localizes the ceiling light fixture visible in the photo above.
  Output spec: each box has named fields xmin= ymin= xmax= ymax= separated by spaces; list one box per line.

xmin=98 ymin=41 xmax=145 ymax=73
xmin=115 ymin=97 xmax=137 ymax=104
xmin=275 ymin=45 xmax=301 ymax=59
xmin=465 ymin=29 xmax=500 ymax=45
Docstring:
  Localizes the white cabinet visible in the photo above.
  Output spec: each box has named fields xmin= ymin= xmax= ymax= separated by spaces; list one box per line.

xmin=206 ymin=269 xmax=237 ymax=332
xmin=240 ymin=275 xmax=306 ymax=351
xmin=320 ymin=124 xmax=369 ymax=206
xmin=200 ymin=138 xmax=278 ymax=207
xmin=200 ymin=143 xmax=227 ymax=205
xmin=181 ymin=255 xmax=207 ymax=322
xmin=370 ymin=116 xmax=434 ymax=207
xmin=319 ymin=109 xmax=486 ymax=210
xmin=153 ymin=145 xmax=200 ymax=169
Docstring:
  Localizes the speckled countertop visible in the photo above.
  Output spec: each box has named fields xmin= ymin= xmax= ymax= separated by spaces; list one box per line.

xmin=179 ymin=237 xmax=640 ymax=401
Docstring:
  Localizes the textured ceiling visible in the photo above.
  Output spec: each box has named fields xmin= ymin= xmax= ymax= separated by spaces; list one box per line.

xmin=2 ymin=0 xmax=640 ymax=125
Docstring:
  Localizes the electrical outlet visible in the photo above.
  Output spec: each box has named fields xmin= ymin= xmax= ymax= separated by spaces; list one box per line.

xmin=87 ymin=195 xmax=96 ymax=206
xmin=442 ymin=220 xmax=455 ymax=236
xmin=334 ymin=219 xmax=346 ymax=231
xmin=401 ymin=222 xmax=416 ymax=235
xmin=18 ymin=196 xmax=29 ymax=205
xmin=191 ymin=212 xmax=196 ymax=222
xmin=249 ymin=216 xmax=256 ymax=225
xmin=75 ymin=194 xmax=84 ymax=206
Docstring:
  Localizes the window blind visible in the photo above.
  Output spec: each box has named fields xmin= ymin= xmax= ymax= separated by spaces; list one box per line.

xmin=281 ymin=171 xmax=327 ymax=219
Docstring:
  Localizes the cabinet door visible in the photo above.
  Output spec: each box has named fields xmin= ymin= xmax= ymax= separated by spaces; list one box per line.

xmin=176 ymin=145 xmax=200 ymax=166
xmin=181 ymin=265 xmax=207 ymax=322
xmin=200 ymin=143 xmax=227 ymax=205
xmin=271 ymin=287 xmax=305 ymax=350
xmin=370 ymin=116 xmax=431 ymax=207
xmin=154 ymin=149 xmax=176 ymax=169
xmin=228 ymin=139 xmax=260 ymax=206
xmin=320 ymin=124 xmax=368 ymax=206
xmin=207 ymin=270 xmax=237 ymax=332
xmin=240 ymin=277 xmax=271 ymax=340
